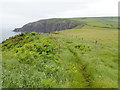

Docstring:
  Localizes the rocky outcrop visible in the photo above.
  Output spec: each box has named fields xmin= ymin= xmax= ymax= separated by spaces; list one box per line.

xmin=13 ymin=19 xmax=79 ymax=33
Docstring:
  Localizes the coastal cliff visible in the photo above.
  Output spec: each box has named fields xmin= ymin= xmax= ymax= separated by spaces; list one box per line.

xmin=13 ymin=19 xmax=79 ymax=33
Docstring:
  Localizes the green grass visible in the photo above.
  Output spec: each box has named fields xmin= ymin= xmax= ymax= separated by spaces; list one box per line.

xmin=0 ymin=47 xmax=2 ymax=88
xmin=1 ymin=17 xmax=118 ymax=88
xmin=55 ymin=27 xmax=118 ymax=88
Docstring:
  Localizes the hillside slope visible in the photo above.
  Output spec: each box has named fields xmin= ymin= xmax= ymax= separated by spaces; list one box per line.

xmin=13 ymin=17 xmax=118 ymax=33
xmin=1 ymin=17 xmax=118 ymax=88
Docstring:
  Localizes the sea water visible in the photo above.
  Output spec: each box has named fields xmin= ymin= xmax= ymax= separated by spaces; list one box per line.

xmin=1 ymin=28 xmax=21 ymax=43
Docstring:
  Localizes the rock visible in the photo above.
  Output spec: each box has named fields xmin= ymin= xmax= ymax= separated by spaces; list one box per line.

xmin=13 ymin=19 xmax=79 ymax=33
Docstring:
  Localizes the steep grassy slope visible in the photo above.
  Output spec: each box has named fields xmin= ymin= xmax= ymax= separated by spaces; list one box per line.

xmin=1 ymin=17 xmax=118 ymax=88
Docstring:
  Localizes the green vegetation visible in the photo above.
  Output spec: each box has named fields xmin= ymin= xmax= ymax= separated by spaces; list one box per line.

xmin=1 ymin=17 xmax=118 ymax=88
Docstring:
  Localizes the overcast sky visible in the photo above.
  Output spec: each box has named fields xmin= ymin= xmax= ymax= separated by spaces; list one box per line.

xmin=0 ymin=0 xmax=119 ymax=29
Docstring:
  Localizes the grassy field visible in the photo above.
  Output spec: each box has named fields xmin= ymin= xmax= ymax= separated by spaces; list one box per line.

xmin=1 ymin=17 xmax=118 ymax=88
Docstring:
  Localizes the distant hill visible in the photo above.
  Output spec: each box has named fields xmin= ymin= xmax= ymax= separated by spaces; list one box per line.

xmin=13 ymin=17 xmax=118 ymax=33
xmin=13 ymin=19 xmax=80 ymax=33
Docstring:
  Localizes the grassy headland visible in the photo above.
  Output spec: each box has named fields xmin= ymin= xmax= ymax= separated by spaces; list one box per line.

xmin=1 ymin=17 xmax=118 ymax=88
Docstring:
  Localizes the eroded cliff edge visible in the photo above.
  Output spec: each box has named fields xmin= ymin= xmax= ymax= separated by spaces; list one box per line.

xmin=13 ymin=19 xmax=79 ymax=33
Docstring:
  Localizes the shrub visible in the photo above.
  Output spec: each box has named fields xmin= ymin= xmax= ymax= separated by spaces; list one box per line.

xmin=31 ymin=32 xmax=37 ymax=35
xmin=25 ymin=32 xmax=29 ymax=34
xmin=19 ymin=33 xmax=25 ymax=36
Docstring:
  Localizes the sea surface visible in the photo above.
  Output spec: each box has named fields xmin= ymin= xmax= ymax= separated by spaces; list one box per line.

xmin=1 ymin=28 xmax=21 ymax=43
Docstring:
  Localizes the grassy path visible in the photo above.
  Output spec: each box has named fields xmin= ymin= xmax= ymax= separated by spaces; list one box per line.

xmin=55 ymin=32 xmax=93 ymax=87
xmin=68 ymin=47 xmax=92 ymax=87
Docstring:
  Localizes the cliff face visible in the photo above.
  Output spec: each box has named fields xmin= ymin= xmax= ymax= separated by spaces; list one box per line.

xmin=13 ymin=19 xmax=79 ymax=33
